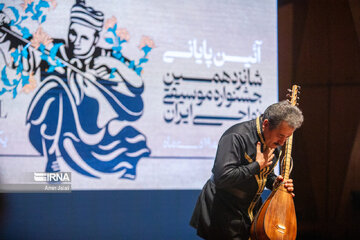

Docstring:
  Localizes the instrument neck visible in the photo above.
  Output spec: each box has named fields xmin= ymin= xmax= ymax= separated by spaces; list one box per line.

xmin=282 ymin=134 xmax=293 ymax=181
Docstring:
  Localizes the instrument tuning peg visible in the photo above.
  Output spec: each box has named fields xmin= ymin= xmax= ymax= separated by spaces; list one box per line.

xmin=287 ymin=89 xmax=292 ymax=93
xmin=297 ymin=86 xmax=301 ymax=90
xmin=286 ymin=93 xmax=291 ymax=98
xmin=296 ymin=103 xmax=299 ymax=106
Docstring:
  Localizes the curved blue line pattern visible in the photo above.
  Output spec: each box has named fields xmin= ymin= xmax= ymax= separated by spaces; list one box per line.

xmin=26 ymin=69 xmax=150 ymax=179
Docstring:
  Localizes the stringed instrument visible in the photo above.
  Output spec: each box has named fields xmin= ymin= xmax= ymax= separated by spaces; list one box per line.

xmin=250 ymin=85 xmax=300 ymax=240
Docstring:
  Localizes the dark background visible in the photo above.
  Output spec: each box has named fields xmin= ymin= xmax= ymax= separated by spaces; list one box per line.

xmin=1 ymin=0 xmax=360 ymax=239
xmin=278 ymin=0 xmax=360 ymax=239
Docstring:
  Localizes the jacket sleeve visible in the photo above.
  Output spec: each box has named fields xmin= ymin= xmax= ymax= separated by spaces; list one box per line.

xmin=213 ymin=133 xmax=260 ymax=189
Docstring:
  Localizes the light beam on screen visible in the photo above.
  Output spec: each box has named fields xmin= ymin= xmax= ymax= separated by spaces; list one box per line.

xmin=0 ymin=0 xmax=277 ymax=191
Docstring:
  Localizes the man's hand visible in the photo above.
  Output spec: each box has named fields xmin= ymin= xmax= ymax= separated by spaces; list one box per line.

xmin=274 ymin=175 xmax=295 ymax=197
xmin=93 ymin=55 xmax=142 ymax=87
xmin=255 ymin=142 xmax=274 ymax=170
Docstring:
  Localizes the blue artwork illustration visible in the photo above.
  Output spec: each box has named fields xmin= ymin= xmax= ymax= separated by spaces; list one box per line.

xmin=0 ymin=0 xmax=153 ymax=179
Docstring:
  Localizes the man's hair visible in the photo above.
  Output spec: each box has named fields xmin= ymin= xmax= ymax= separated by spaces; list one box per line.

xmin=263 ymin=100 xmax=304 ymax=130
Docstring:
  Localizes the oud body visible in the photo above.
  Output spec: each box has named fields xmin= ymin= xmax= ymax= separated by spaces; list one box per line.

xmin=250 ymin=185 xmax=297 ymax=240
xmin=250 ymin=85 xmax=300 ymax=240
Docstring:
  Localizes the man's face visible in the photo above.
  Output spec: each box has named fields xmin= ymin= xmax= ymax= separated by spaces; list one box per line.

xmin=68 ymin=23 xmax=97 ymax=57
xmin=263 ymin=120 xmax=295 ymax=148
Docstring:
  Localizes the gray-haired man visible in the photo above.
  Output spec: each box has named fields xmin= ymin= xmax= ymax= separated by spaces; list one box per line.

xmin=190 ymin=100 xmax=304 ymax=240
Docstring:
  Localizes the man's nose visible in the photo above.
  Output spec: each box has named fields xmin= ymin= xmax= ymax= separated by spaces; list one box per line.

xmin=74 ymin=36 xmax=81 ymax=45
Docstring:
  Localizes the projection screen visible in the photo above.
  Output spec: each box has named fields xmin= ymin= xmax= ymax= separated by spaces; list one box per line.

xmin=0 ymin=0 xmax=277 ymax=190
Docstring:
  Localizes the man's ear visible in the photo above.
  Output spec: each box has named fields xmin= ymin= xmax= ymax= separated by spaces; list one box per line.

xmin=262 ymin=119 xmax=269 ymax=131
xmin=94 ymin=34 xmax=99 ymax=45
